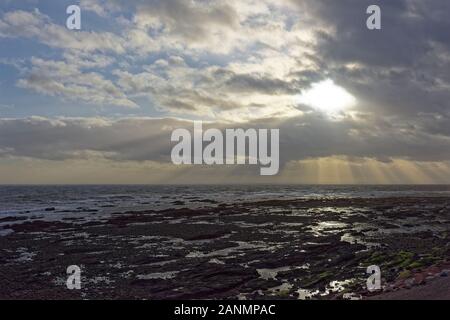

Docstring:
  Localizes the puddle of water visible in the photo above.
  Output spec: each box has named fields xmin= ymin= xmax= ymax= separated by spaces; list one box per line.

xmin=186 ymin=241 xmax=267 ymax=258
xmin=340 ymin=233 xmax=380 ymax=248
xmin=208 ymin=258 xmax=225 ymax=265
xmin=15 ymin=247 xmax=36 ymax=262
xmin=137 ymin=271 xmax=179 ymax=280
xmin=257 ymin=267 xmax=292 ymax=280
xmin=317 ymin=221 xmax=348 ymax=230
xmin=268 ymin=282 xmax=293 ymax=295
xmin=326 ymin=279 xmax=353 ymax=294
xmin=148 ymin=259 xmax=178 ymax=267
xmin=280 ymin=222 xmax=304 ymax=227
xmin=0 ymin=228 xmax=14 ymax=237
xmin=90 ymin=276 xmax=114 ymax=284
xmin=297 ymin=288 xmax=319 ymax=300
xmin=257 ymin=264 xmax=310 ymax=280
xmin=343 ymin=293 xmax=362 ymax=300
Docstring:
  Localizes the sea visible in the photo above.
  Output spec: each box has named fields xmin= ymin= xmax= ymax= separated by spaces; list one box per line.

xmin=1 ymin=184 xmax=450 ymax=217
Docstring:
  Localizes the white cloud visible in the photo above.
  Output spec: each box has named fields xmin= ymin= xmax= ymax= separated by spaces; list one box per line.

xmin=17 ymin=58 xmax=138 ymax=108
xmin=0 ymin=9 xmax=126 ymax=53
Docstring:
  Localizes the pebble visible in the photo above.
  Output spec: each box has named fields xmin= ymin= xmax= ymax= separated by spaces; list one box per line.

xmin=413 ymin=274 xmax=425 ymax=285
xmin=404 ymin=278 xmax=415 ymax=288
xmin=425 ymin=276 xmax=435 ymax=281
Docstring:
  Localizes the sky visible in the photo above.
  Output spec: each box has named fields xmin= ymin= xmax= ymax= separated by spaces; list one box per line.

xmin=1 ymin=0 xmax=450 ymax=184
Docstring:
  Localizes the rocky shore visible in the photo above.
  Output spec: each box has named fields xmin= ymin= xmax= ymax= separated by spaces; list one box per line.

xmin=1 ymin=196 xmax=449 ymax=300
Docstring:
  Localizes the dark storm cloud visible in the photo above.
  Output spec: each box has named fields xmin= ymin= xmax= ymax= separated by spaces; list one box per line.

xmin=286 ymin=0 xmax=450 ymax=127
xmin=0 ymin=117 xmax=178 ymax=162
xmin=213 ymin=69 xmax=302 ymax=95
xmin=293 ymin=0 xmax=443 ymax=66
xmin=2 ymin=115 xmax=450 ymax=168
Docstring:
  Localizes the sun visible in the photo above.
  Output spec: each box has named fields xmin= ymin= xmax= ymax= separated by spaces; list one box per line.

xmin=295 ymin=79 xmax=357 ymax=114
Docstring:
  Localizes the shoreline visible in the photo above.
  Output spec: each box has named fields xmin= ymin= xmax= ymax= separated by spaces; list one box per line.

xmin=1 ymin=196 xmax=449 ymax=300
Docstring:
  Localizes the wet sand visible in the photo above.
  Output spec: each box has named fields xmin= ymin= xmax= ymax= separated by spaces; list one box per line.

xmin=0 ymin=196 xmax=449 ymax=300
